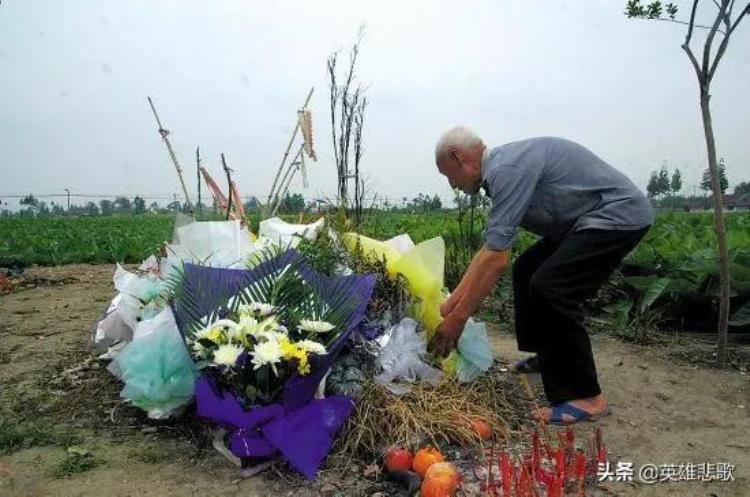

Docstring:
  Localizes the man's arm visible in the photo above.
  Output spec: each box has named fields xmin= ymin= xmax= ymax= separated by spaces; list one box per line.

xmin=429 ymin=247 xmax=510 ymax=356
xmin=441 ymin=249 xmax=486 ymax=317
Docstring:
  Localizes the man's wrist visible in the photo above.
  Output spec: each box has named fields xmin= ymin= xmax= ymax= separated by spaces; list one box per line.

xmin=442 ymin=313 xmax=468 ymax=337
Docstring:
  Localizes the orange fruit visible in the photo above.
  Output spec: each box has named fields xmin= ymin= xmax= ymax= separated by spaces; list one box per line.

xmin=412 ymin=446 xmax=445 ymax=478
xmin=421 ymin=474 xmax=457 ymax=497
xmin=425 ymin=462 xmax=460 ymax=489
xmin=471 ymin=418 xmax=492 ymax=440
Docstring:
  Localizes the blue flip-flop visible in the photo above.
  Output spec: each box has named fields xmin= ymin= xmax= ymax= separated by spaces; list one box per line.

xmin=548 ymin=402 xmax=609 ymax=425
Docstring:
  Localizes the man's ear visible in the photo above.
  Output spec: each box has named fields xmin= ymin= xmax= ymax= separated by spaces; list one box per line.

xmin=451 ymin=149 xmax=462 ymax=165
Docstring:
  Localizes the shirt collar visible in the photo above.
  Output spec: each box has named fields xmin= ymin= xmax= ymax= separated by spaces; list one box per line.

xmin=480 ymin=146 xmax=491 ymax=193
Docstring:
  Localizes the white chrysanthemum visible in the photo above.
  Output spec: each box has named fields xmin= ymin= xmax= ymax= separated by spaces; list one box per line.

xmin=226 ymin=325 xmax=247 ymax=345
xmin=239 ymin=302 xmax=275 ymax=317
xmin=212 ymin=343 xmax=244 ymax=367
xmin=239 ymin=315 xmax=281 ymax=337
xmin=251 ymin=340 xmax=283 ymax=374
xmin=255 ymin=329 xmax=287 ymax=343
xmin=295 ymin=339 xmax=327 ymax=355
xmin=298 ymin=319 xmax=335 ymax=333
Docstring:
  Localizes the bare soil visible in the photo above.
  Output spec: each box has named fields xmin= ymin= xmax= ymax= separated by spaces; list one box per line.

xmin=1 ymin=265 xmax=748 ymax=497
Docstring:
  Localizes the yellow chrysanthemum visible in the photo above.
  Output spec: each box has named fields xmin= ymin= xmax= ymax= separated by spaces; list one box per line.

xmin=278 ymin=337 xmax=311 ymax=375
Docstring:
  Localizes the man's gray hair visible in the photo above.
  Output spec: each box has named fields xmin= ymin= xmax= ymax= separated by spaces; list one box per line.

xmin=434 ymin=126 xmax=484 ymax=160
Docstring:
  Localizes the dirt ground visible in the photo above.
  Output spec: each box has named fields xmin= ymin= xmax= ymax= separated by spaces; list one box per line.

xmin=0 ymin=264 xmax=748 ymax=497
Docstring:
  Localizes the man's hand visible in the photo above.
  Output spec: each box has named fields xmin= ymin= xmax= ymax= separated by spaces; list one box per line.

xmin=440 ymin=298 xmax=457 ymax=318
xmin=428 ymin=314 xmax=466 ymax=357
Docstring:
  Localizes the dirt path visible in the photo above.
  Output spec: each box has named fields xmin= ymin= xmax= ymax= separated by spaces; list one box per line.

xmin=1 ymin=265 xmax=748 ymax=496
xmin=489 ymin=331 xmax=750 ymax=497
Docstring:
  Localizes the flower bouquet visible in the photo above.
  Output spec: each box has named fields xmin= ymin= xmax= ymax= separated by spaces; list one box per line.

xmin=171 ymin=249 xmax=375 ymax=478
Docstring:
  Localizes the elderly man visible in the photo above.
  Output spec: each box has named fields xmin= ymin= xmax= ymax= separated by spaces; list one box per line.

xmin=431 ymin=127 xmax=653 ymax=425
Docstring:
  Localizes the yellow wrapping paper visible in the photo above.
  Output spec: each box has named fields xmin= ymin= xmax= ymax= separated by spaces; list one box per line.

xmin=343 ymin=233 xmax=445 ymax=337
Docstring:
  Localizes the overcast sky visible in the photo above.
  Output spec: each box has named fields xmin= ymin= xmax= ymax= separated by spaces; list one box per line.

xmin=1 ymin=0 xmax=748 ymax=209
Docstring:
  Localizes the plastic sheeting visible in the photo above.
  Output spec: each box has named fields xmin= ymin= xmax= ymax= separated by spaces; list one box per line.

xmin=441 ymin=319 xmax=494 ymax=383
xmin=167 ymin=219 xmax=258 ymax=269
xmin=373 ymin=318 xmax=441 ymax=395
xmin=258 ymin=217 xmax=325 ymax=248
xmin=94 ymin=217 xmax=328 ymax=351
xmin=109 ymin=308 xmax=197 ymax=419
xmin=342 ymin=233 xmax=445 ymax=336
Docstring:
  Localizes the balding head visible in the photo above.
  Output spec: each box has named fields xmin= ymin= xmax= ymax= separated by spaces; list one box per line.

xmin=434 ymin=126 xmax=485 ymax=194
xmin=434 ymin=126 xmax=485 ymax=163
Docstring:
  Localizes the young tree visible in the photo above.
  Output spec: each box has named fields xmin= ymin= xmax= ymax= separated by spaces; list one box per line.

xmin=734 ymin=181 xmax=750 ymax=196
xmin=657 ymin=164 xmax=671 ymax=197
xmin=647 ymin=171 xmax=660 ymax=199
xmin=670 ymin=168 xmax=682 ymax=194
xmin=701 ymin=157 xmax=729 ymax=193
xmin=626 ymin=0 xmax=749 ymax=367
xmin=279 ymin=193 xmax=306 ymax=214
xmin=99 ymin=199 xmax=115 ymax=216
xmin=670 ymin=168 xmax=683 ymax=210
xmin=114 ymin=196 xmax=131 ymax=213
xmin=133 ymin=196 xmax=146 ymax=214
xmin=327 ymin=25 xmax=367 ymax=222
xmin=19 ymin=194 xmax=39 ymax=212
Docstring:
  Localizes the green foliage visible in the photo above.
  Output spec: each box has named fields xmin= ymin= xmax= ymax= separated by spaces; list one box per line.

xmin=735 ymin=181 xmax=750 ymax=197
xmin=278 ymin=193 xmax=306 ymax=214
xmin=625 ymin=0 xmax=678 ymax=20
xmin=701 ymin=158 xmax=729 ymax=193
xmin=670 ymin=168 xmax=682 ymax=194
xmin=52 ymin=446 xmax=103 ymax=478
xmin=0 ymin=214 xmax=175 ymax=265
xmin=607 ymin=212 xmax=750 ymax=329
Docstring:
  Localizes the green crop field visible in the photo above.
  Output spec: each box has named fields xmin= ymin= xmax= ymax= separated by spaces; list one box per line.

xmin=2 ymin=211 xmax=748 ymax=331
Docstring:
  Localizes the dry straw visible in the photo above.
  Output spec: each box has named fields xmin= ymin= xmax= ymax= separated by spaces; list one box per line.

xmin=329 ymin=367 xmax=536 ymax=464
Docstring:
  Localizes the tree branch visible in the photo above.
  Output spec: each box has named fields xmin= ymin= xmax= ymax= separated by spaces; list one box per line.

xmin=708 ymin=2 xmax=750 ymax=81
xmin=652 ymin=15 xmax=727 ymax=34
xmin=701 ymin=1 xmax=728 ymax=76
xmin=685 ymin=0 xmax=700 ymax=45
xmin=682 ymin=43 xmax=704 ymax=81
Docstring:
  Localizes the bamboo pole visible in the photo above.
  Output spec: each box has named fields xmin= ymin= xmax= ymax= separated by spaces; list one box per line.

xmin=264 ymin=87 xmax=314 ymax=217
xmin=271 ymin=144 xmax=305 ymax=216
xmin=147 ymin=96 xmax=193 ymax=214
xmin=221 ymin=153 xmax=233 ymax=221
xmin=196 ymin=147 xmax=202 ymax=217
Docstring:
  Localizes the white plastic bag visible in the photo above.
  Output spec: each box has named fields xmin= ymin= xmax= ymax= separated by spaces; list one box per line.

xmin=374 ymin=318 xmax=441 ymax=395
xmin=168 ymin=220 xmax=257 ymax=268
xmin=258 ymin=217 xmax=325 ymax=248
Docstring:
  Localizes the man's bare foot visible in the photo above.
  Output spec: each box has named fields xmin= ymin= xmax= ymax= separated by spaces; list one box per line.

xmin=534 ymin=394 xmax=608 ymax=424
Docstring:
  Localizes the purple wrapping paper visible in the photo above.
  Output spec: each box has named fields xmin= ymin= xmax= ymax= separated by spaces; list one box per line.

xmin=196 ymin=376 xmax=355 ymax=478
xmin=178 ymin=250 xmax=376 ymax=478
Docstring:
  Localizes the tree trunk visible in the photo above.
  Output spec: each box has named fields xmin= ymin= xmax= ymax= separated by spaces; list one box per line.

xmin=700 ymin=91 xmax=731 ymax=368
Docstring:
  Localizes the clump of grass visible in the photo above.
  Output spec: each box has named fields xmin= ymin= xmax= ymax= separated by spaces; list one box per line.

xmin=330 ymin=368 xmax=535 ymax=463
xmin=0 ymin=420 xmax=80 ymax=455
xmin=130 ymin=443 xmax=173 ymax=464
xmin=52 ymin=446 xmax=103 ymax=478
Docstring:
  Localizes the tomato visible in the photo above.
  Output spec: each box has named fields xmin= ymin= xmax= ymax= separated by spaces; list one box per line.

xmin=384 ymin=447 xmax=413 ymax=472
xmin=472 ymin=418 xmax=492 ymax=441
